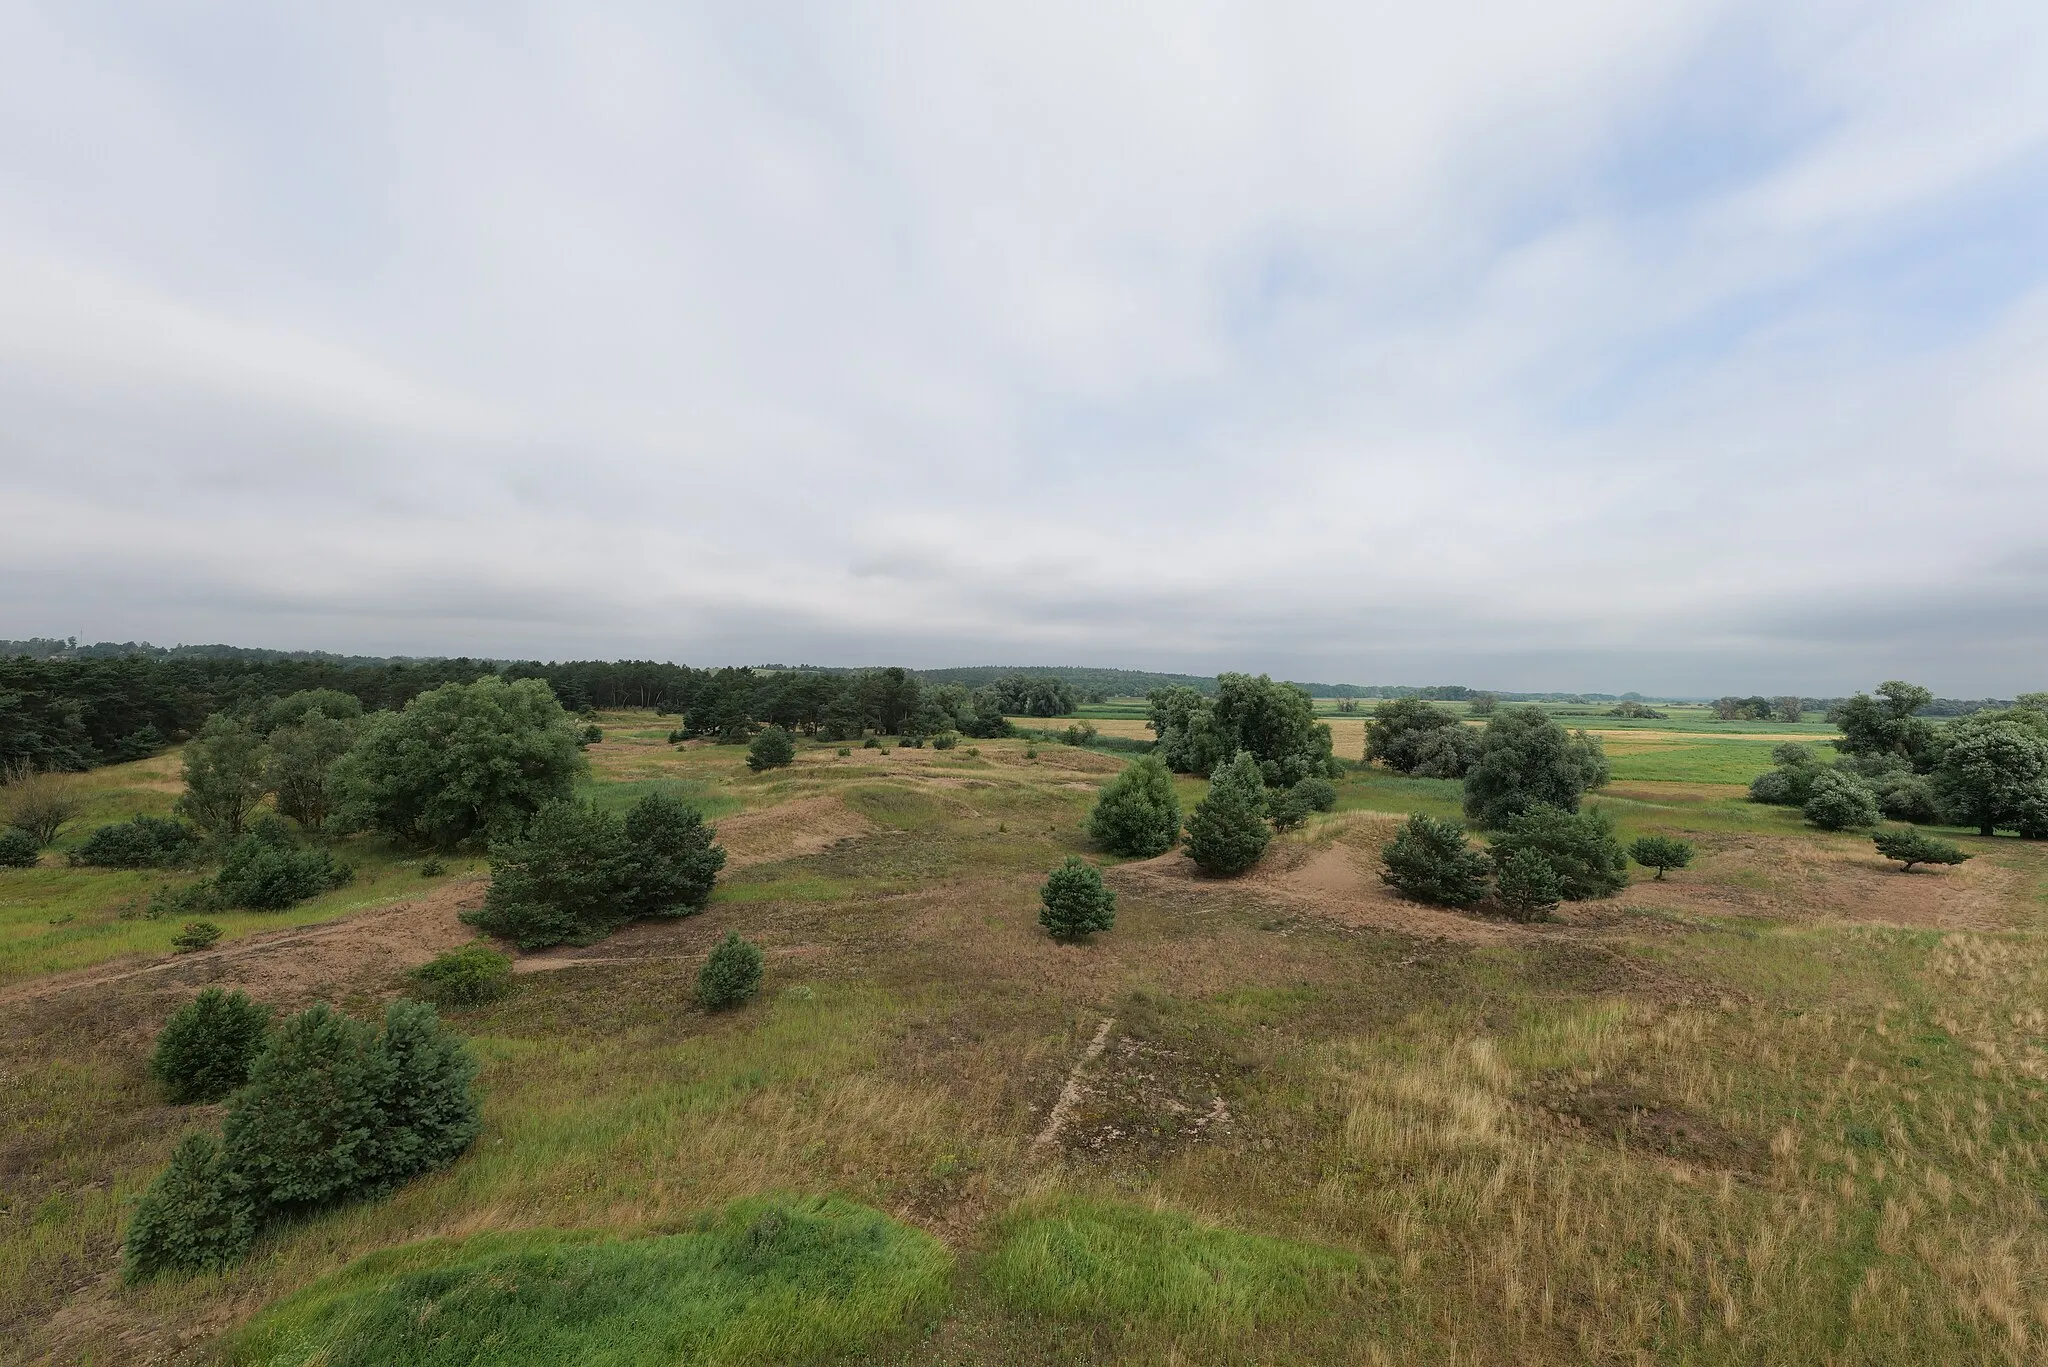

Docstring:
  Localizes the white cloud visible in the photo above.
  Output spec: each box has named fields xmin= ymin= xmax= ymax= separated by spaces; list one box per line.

xmin=2 ymin=1 xmax=2046 ymax=693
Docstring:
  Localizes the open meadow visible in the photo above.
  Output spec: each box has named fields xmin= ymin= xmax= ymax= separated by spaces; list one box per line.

xmin=6 ymin=709 xmax=2048 ymax=1364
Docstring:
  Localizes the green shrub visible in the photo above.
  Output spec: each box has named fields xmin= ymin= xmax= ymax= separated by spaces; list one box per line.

xmin=1803 ymin=771 xmax=1880 ymax=830
xmin=213 ymin=823 xmax=353 ymax=910
xmin=582 ymin=724 xmax=604 ymax=745
xmin=151 ymin=987 xmax=272 ymax=1103
xmin=1487 ymin=806 xmax=1628 ymax=900
xmin=1185 ymin=751 xmax=1270 ymax=876
xmin=409 ymin=943 xmax=514 ymax=1007
xmin=129 ymin=1002 xmax=480 ymax=1280
xmin=176 ymin=713 xmax=270 ymax=836
xmin=1462 ymin=707 xmax=1609 ymax=828
xmin=172 ymin=921 xmax=222 ymax=953
xmin=1291 ymin=776 xmax=1338 ymax=813
xmin=619 ymin=792 xmax=726 ymax=920
xmin=123 ymin=1133 xmax=258 ymax=1281
xmin=931 ymin=732 xmax=958 ymax=750
xmin=71 ymin=814 xmax=203 ymax=868
xmin=1366 ymin=698 xmax=1469 ymax=774
xmin=1493 ymin=848 xmax=1561 ymax=921
xmin=697 ymin=932 xmax=764 ymax=1010
xmin=1872 ymin=827 xmax=1970 ymax=871
xmin=1039 ymin=856 xmax=1116 ymax=939
xmin=216 ymin=1197 xmax=953 ymax=1366
xmin=1379 ymin=814 xmax=1490 ymax=907
xmin=837 ymin=747 xmax=851 ymax=758
xmin=1628 ymin=835 xmax=1695 ymax=879
xmin=746 ymin=725 xmax=795 ymax=772
xmin=0 ymin=825 xmax=38 ymax=867
xmin=862 ymin=737 xmax=881 ymax=749
xmin=420 ymin=857 xmax=445 ymax=877
xmin=1086 ymin=756 xmax=1181 ymax=857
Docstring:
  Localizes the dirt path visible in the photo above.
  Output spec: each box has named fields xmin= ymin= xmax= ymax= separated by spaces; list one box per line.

xmin=0 ymin=877 xmax=485 ymax=1009
xmin=1032 ymin=1016 xmax=1116 ymax=1149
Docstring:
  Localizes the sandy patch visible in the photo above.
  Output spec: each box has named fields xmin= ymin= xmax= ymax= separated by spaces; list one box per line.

xmin=712 ymin=795 xmax=877 ymax=870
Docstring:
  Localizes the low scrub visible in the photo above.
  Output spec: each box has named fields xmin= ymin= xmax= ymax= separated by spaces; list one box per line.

xmin=217 ymin=1197 xmax=952 ymax=1367
xmin=696 ymin=932 xmax=764 ymax=1010
xmin=125 ymin=1001 xmax=480 ymax=1281
xmin=0 ymin=826 xmax=38 ymax=868
xmin=70 ymin=815 xmax=203 ymax=868
xmin=409 ymin=942 xmax=515 ymax=1007
xmin=983 ymin=1196 xmax=1366 ymax=1348
xmin=211 ymin=821 xmax=354 ymax=910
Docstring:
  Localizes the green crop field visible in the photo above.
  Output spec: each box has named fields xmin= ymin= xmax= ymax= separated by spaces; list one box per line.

xmin=6 ymin=710 xmax=2046 ymax=1365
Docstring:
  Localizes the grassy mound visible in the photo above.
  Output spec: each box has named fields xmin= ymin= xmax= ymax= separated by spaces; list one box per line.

xmin=221 ymin=1196 xmax=951 ymax=1366
xmin=982 ymin=1196 xmax=1370 ymax=1346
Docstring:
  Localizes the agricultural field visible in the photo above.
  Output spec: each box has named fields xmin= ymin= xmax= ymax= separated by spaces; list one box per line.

xmin=6 ymin=713 xmax=2048 ymax=1364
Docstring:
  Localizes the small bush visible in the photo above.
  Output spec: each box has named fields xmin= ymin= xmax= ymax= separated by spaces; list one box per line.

xmin=123 ymin=1134 xmax=257 ymax=1281
xmin=1086 ymin=756 xmax=1181 ymax=857
xmin=1024 ymin=745 xmax=1038 ymax=760
xmin=212 ymin=826 xmax=352 ymax=910
xmin=2 ymin=764 xmax=82 ymax=846
xmin=1379 ymin=814 xmax=1490 ymax=906
xmin=582 ymin=724 xmax=604 ymax=744
xmin=409 ymin=942 xmax=514 ymax=1006
xmin=1804 ymin=771 xmax=1881 ymax=830
xmin=1494 ymin=848 xmax=1561 ymax=921
xmin=0 ymin=826 xmax=39 ymax=868
xmin=71 ymin=814 xmax=203 ymax=868
xmin=966 ymin=747 xmax=980 ymax=758
xmin=1872 ymin=827 xmax=1970 ymax=871
xmin=1185 ymin=751 xmax=1270 ymax=876
xmin=420 ymin=857 xmax=445 ymax=877
xmin=1487 ymin=806 xmax=1628 ymax=901
xmin=862 ymin=737 xmax=881 ymax=750
xmin=1628 ymin=835 xmax=1695 ymax=879
xmin=747 ymin=725 xmax=795 ymax=772
xmin=697 ymin=932 xmax=764 ymax=1010
xmin=172 ymin=921 xmax=222 ymax=953
xmin=1292 ymin=776 xmax=1338 ymax=813
xmin=931 ymin=732 xmax=958 ymax=750
xmin=1039 ymin=856 xmax=1116 ymax=939
xmin=1062 ymin=722 xmax=1099 ymax=747
xmin=837 ymin=747 xmax=852 ymax=758
xmin=151 ymin=987 xmax=272 ymax=1103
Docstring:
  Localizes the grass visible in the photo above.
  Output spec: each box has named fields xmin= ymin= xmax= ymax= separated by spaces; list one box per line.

xmin=218 ymin=1196 xmax=952 ymax=1366
xmin=8 ymin=714 xmax=2048 ymax=1364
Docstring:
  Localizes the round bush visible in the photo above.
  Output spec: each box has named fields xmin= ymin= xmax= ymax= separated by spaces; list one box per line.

xmin=1291 ymin=776 xmax=1339 ymax=814
xmin=697 ymin=932 xmax=764 ymax=1010
xmin=1086 ymin=756 xmax=1182 ymax=857
xmin=747 ymin=726 xmax=795 ymax=772
xmin=1039 ymin=856 xmax=1116 ymax=939
xmin=1494 ymin=848 xmax=1561 ymax=921
xmin=0 ymin=825 xmax=38 ymax=868
xmin=151 ymin=987 xmax=273 ymax=1104
xmin=1379 ymin=814 xmax=1490 ymax=907
xmin=213 ymin=827 xmax=352 ymax=910
xmin=1803 ymin=771 xmax=1880 ymax=830
xmin=70 ymin=814 xmax=203 ymax=868
xmin=409 ymin=943 xmax=514 ymax=1007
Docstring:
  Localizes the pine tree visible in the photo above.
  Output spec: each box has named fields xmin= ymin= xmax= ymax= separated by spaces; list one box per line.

xmin=1184 ymin=751 xmax=1270 ymax=875
xmin=1038 ymin=856 xmax=1117 ymax=938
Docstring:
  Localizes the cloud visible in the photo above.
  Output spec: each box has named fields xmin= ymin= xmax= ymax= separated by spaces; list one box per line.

xmin=2 ymin=1 xmax=2046 ymax=694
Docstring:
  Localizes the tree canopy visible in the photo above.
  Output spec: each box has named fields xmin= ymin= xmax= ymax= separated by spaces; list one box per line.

xmin=1460 ymin=707 xmax=1609 ymax=828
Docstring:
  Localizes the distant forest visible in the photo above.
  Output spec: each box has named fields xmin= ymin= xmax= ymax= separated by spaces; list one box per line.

xmin=1 ymin=641 xmax=2019 ymax=772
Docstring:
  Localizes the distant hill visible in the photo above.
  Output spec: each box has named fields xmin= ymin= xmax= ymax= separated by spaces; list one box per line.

xmin=0 ymin=639 xmax=471 ymax=667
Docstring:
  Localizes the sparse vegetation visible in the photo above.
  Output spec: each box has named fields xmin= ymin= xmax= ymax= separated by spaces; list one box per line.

xmin=2 ymin=762 xmax=83 ymax=846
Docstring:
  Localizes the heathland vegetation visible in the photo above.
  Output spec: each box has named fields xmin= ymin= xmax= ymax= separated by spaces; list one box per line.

xmin=5 ymin=652 xmax=2048 ymax=1363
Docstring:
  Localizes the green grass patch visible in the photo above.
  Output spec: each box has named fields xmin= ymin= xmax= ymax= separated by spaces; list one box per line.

xmin=982 ymin=1196 xmax=1371 ymax=1347
xmin=1604 ymin=739 xmax=1784 ymax=784
xmin=580 ymin=777 xmax=743 ymax=823
xmin=219 ymin=1195 xmax=950 ymax=1366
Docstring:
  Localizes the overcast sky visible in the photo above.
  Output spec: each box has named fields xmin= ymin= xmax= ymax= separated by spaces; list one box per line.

xmin=4 ymin=3 xmax=2046 ymax=694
